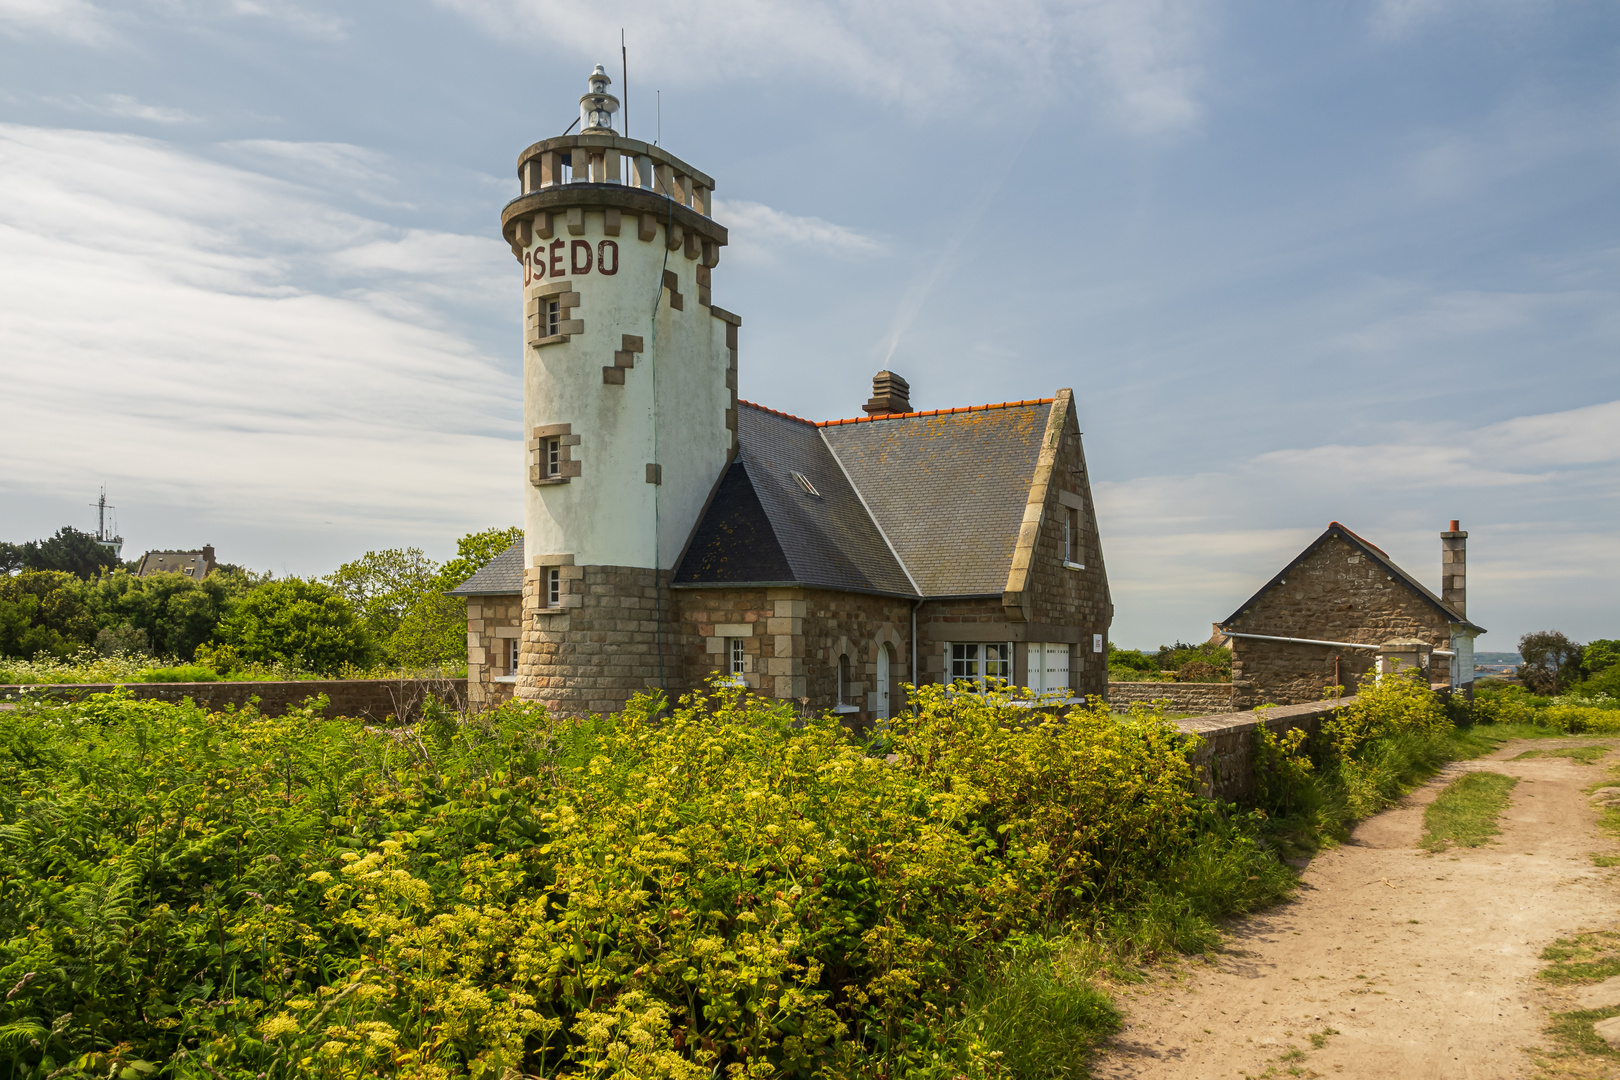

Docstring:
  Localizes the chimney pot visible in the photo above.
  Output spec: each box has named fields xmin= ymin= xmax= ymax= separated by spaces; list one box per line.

xmin=1449 ymin=519 xmax=1459 ymax=532
xmin=862 ymin=370 xmax=912 ymax=416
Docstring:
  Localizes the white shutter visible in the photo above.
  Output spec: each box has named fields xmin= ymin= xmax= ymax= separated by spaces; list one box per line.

xmin=1046 ymin=643 xmax=1069 ymax=692
xmin=1026 ymin=642 xmax=1044 ymax=692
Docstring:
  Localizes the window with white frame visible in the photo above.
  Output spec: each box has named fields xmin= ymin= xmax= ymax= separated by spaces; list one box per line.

xmin=508 ymin=638 xmax=520 ymax=673
xmin=544 ymin=567 xmax=561 ymax=607
xmin=544 ymin=298 xmax=560 ymax=337
xmin=546 ymin=438 xmax=561 ymax=477
xmin=1025 ymin=642 xmax=1070 ymax=694
xmin=947 ymin=642 xmax=1013 ymax=689
xmin=729 ymin=637 xmax=745 ymax=678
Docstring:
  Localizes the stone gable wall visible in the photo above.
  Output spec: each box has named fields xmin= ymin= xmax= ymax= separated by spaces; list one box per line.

xmin=914 ymin=596 xmax=1108 ymax=702
xmin=1020 ymin=407 xmax=1111 ymax=641
xmin=1227 ymin=535 xmax=1452 ymax=710
xmin=466 ymin=594 xmax=523 ymax=711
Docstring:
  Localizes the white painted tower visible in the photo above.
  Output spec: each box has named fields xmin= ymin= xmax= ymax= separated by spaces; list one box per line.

xmin=499 ymin=66 xmax=739 ymax=716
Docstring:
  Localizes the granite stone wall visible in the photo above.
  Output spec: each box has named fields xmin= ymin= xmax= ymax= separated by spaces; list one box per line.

xmin=1228 ymin=535 xmax=1453 ymax=710
xmin=1175 ymin=697 xmax=1349 ymax=804
xmin=0 ymin=678 xmax=465 ymax=721
xmin=1109 ymin=681 xmax=1234 ymax=714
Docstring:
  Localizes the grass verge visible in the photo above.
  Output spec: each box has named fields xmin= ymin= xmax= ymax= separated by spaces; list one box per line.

xmin=1512 ymin=744 xmax=1614 ymax=765
xmin=1540 ymin=931 xmax=1620 ymax=984
xmin=1421 ymin=771 xmax=1518 ymax=852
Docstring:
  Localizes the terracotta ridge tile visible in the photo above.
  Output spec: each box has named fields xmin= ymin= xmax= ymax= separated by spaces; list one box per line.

xmin=1327 ymin=520 xmax=1388 ymax=558
xmin=737 ymin=399 xmax=816 ymax=425
xmin=813 ymin=398 xmax=1055 ymax=428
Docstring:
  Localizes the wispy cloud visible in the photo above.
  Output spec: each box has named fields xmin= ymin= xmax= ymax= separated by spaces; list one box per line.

xmin=0 ymin=0 xmax=114 ymax=45
xmin=0 ymin=123 xmax=517 ymax=561
xmin=44 ymin=91 xmax=201 ymax=124
xmin=712 ymin=197 xmax=885 ymax=265
xmin=433 ymin=0 xmax=1207 ymax=133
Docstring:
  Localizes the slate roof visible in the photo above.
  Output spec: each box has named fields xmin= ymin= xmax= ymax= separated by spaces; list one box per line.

xmin=675 ymin=398 xmax=1054 ymax=599
xmin=447 ymin=540 xmax=525 ymax=596
xmin=676 ymin=406 xmax=916 ymax=596
xmin=1219 ymin=522 xmax=1485 ymax=633
xmin=820 ymin=402 xmax=1049 ymax=597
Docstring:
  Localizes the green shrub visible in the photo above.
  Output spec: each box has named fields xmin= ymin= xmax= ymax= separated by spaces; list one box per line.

xmin=217 ymin=578 xmax=376 ymax=675
xmin=133 ymin=665 xmax=220 ymax=682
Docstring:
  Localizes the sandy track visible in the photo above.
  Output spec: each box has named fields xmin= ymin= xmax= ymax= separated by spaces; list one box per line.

xmin=1092 ymin=740 xmax=1620 ymax=1079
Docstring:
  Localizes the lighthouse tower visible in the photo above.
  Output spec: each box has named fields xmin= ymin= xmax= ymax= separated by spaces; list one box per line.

xmin=499 ymin=65 xmax=738 ymax=716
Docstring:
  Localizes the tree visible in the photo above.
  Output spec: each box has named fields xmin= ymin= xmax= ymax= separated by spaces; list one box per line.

xmin=87 ymin=570 xmax=249 ymax=661
xmin=323 ymin=548 xmax=438 ymax=651
xmin=1584 ymin=639 xmax=1620 ymax=679
xmin=436 ymin=526 xmax=524 ymax=591
xmin=1519 ymin=630 xmax=1584 ymax=695
xmin=18 ymin=527 xmax=120 ymax=580
xmin=217 ymin=579 xmax=376 ymax=674
xmin=0 ymin=571 xmax=97 ymax=658
xmin=0 ymin=542 xmax=22 ymax=576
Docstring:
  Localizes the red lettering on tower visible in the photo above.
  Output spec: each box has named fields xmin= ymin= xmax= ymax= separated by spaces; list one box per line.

xmin=570 ymin=239 xmax=594 ymax=275
xmin=549 ymin=239 xmax=565 ymax=278
xmin=597 ymin=239 xmax=619 ymax=275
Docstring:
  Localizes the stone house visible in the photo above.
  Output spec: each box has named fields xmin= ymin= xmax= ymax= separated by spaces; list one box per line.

xmin=464 ymin=67 xmax=1114 ymax=721
xmin=1217 ymin=521 xmax=1485 ymax=710
xmin=449 ymin=542 xmax=525 ymax=711
xmin=136 ymin=545 xmax=217 ymax=578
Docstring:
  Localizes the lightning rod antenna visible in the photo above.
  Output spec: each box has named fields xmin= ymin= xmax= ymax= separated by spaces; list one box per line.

xmin=621 ymin=30 xmax=628 ymax=139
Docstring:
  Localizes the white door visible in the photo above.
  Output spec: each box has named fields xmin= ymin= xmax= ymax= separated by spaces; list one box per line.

xmin=875 ymin=644 xmax=890 ymax=720
xmin=1046 ymin=643 xmax=1070 ymax=694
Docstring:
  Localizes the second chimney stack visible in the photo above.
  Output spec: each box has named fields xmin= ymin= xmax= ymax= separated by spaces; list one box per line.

xmin=863 ymin=371 xmax=911 ymax=416
xmin=1441 ymin=520 xmax=1466 ymax=617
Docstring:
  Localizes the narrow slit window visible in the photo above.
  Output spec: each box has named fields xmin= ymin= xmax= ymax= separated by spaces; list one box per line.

xmin=838 ymin=654 xmax=851 ymax=704
xmin=729 ymin=637 xmax=745 ymax=677
xmin=545 ymin=299 xmax=560 ymax=337
xmin=508 ymin=638 xmax=519 ymax=672
xmin=547 ymin=438 xmax=561 ymax=477
xmin=547 ymin=567 xmax=561 ymax=607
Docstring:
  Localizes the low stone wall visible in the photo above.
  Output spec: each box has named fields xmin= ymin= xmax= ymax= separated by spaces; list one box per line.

xmin=1110 ymin=680 xmax=1234 ymax=714
xmin=0 ymin=678 xmax=466 ymax=722
xmin=1175 ymin=696 xmax=1352 ymax=804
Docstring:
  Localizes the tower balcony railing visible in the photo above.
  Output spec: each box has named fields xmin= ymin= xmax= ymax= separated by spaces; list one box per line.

xmin=517 ymin=134 xmax=714 ymax=218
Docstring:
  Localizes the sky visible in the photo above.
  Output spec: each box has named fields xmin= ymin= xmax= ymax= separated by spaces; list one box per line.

xmin=0 ymin=0 xmax=1616 ymax=650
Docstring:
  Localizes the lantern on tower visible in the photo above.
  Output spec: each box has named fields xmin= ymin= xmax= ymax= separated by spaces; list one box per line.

xmin=579 ymin=65 xmax=619 ymax=133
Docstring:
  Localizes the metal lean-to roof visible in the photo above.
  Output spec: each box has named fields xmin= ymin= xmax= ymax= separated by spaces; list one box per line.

xmin=446 ymin=540 xmax=525 ymax=597
xmin=1219 ymin=522 xmax=1485 ymax=633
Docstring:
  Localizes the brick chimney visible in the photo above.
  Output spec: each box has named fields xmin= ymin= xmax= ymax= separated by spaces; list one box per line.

xmin=862 ymin=370 xmax=911 ymax=416
xmin=1440 ymin=520 xmax=1466 ymax=617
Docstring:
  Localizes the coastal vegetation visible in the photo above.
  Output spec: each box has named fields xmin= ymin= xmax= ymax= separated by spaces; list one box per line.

xmin=0 ymin=669 xmax=1532 ymax=1079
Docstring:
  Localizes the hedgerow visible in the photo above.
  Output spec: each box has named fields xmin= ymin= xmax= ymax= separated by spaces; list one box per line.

xmin=4 ymin=677 xmax=1437 ymax=1079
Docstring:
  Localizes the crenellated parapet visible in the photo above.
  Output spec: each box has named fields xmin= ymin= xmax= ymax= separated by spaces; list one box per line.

xmin=500 ymin=134 xmax=727 ymax=266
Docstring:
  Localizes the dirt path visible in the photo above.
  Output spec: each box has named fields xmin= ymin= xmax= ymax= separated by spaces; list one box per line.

xmin=1093 ymin=739 xmax=1620 ymax=1079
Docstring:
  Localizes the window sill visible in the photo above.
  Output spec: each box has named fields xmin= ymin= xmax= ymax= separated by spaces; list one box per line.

xmin=1063 ymin=561 xmax=1086 ymax=571
xmin=534 ymin=476 xmax=571 ymax=486
xmin=535 ymin=607 xmax=570 ymax=618
xmin=832 ymin=704 xmax=860 ymax=714
xmin=492 ymin=675 xmax=518 ymax=684
xmin=529 ymin=333 xmax=572 ymax=347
